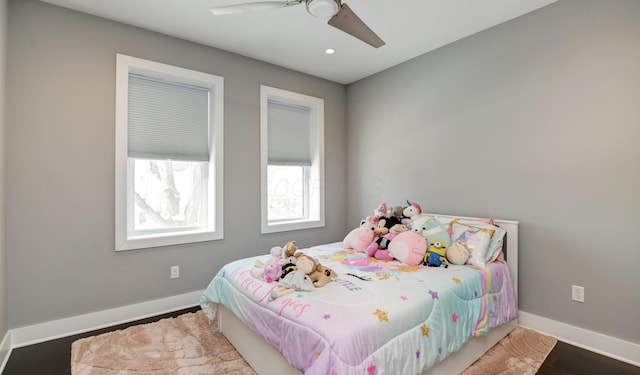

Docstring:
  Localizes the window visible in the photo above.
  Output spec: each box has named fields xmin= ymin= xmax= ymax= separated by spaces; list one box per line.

xmin=115 ymin=54 xmax=224 ymax=251
xmin=260 ymin=85 xmax=325 ymax=233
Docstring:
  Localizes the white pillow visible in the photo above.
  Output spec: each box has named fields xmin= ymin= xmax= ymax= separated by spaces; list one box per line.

xmin=450 ymin=222 xmax=493 ymax=268
xmin=456 ymin=219 xmax=506 ymax=262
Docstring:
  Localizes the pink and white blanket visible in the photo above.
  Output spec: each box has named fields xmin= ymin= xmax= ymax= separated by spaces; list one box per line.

xmin=200 ymin=243 xmax=517 ymax=375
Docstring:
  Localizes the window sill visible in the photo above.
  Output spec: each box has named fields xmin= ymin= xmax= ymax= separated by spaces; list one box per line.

xmin=261 ymin=219 xmax=324 ymax=234
xmin=116 ymin=229 xmax=223 ymax=251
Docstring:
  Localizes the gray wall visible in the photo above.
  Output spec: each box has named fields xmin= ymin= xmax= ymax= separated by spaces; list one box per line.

xmin=5 ymin=0 xmax=639 ymax=348
xmin=347 ymin=0 xmax=639 ymax=344
xmin=6 ymin=0 xmax=347 ymax=328
xmin=0 ymin=0 xmax=7 ymax=343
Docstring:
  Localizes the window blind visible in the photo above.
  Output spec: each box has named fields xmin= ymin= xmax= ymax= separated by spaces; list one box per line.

xmin=128 ymin=73 xmax=210 ymax=161
xmin=267 ymin=100 xmax=311 ymax=165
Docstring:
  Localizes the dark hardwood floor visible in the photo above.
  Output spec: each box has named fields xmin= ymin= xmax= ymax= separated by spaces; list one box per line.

xmin=537 ymin=341 xmax=640 ymax=375
xmin=3 ymin=309 xmax=639 ymax=375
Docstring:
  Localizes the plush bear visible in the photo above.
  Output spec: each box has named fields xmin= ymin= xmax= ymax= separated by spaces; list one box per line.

xmin=283 ymin=240 xmax=302 ymax=258
xmin=309 ymin=264 xmax=337 ymax=287
xmin=387 ymin=205 xmax=406 ymax=220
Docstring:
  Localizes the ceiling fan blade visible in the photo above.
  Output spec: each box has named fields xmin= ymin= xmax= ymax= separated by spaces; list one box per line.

xmin=210 ymin=1 xmax=300 ymax=16
xmin=328 ymin=3 xmax=385 ymax=48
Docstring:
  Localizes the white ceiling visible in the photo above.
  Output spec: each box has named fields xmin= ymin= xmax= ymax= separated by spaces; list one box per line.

xmin=40 ymin=0 xmax=557 ymax=84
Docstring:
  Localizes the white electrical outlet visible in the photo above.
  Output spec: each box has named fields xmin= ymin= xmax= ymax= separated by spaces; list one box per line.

xmin=170 ymin=265 xmax=180 ymax=279
xmin=571 ymin=285 xmax=584 ymax=303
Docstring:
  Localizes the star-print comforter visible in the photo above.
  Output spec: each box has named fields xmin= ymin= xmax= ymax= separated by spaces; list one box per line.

xmin=200 ymin=243 xmax=518 ymax=375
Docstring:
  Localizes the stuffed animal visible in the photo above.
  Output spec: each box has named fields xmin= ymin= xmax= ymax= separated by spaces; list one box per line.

xmin=279 ymin=261 xmax=298 ymax=280
xmin=419 ymin=217 xmax=452 ymax=267
xmin=250 ymin=256 xmax=284 ymax=283
xmin=385 ymin=200 xmax=422 ymax=228
xmin=423 ymin=239 xmax=450 ymax=267
xmin=365 ymin=217 xmax=408 ymax=260
xmin=269 ymin=254 xmax=317 ymax=301
xmin=372 ymin=202 xmax=387 ymax=221
xmin=400 ymin=200 xmax=426 ymax=229
xmin=251 ymin=241 xmax=300 ymax=283
xmin=387 ymin=205 xmax=406 ymax=219
xmin=387 ymin=231 xmax=428 ymax=266
xmin=410 ymin=213 xmax=431 ymax=232
xmin=359 ymin=214 xmax=379 ymax=229
xmin=446 ymin=241 xmax=471 ymax=265
xmin=402 ymin=200 xmax=421 ymax=220
xmin=309 ymin=264 xmax=337 ymax=287
xmin=363 ymin=216 xmax=393 ymax=255
xmin=373 ymin=216 xmax=394 ymax=237
xmin=269 ymin=246 xmax=283 ymax=257
xmin=283 ymin=240 xmax=302 ymax=258
xmin=343 ymin=222 xmax=376 ymax=252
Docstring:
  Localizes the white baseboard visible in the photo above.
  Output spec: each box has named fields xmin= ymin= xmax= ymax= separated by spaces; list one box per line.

xmin=10 ymin=290 xmax=203 ymax=348
xmin=0 ymin=330 xmax=12 ymax=374
xmin=519 ymin=310 xmax=640 ymax=367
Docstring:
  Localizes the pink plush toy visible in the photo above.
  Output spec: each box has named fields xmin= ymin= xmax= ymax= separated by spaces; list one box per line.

xmin=387 ymin=231 xmax=428 ymax=266
xmin=251 ymin=255 xmax=284 ymax=283
xmin=343 ymin=226 xmax=375 ymax=252
xmin=262 ymin=258 xmax=283 ymax=283
xmin=343 ymin=215 xmax=379 ymax=252
xmin=366 ymin=222 xmax=408 ymax=260
xmin=372 ymin=202 xmax=387 ymax=221
xmin=250 ymin=243 xmax=294 ymax=283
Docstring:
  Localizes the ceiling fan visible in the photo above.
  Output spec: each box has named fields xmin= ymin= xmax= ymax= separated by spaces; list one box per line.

xmin=209 ymin=0 xmax=385 ymax=48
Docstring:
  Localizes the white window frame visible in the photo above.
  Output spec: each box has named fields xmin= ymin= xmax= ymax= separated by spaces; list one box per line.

xmin=115 ymin=54 xmax=224 ymax=251
xmin=260 ymin=85 xmax=325 ymax=234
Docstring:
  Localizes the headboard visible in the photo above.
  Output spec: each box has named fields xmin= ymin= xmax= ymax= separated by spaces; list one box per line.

xmin=430 ymin=214 xmax=519 ymax=299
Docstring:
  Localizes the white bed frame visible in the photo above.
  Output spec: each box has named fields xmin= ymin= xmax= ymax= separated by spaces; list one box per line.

xmin=217 ymin=215 xmax=519 ymax=375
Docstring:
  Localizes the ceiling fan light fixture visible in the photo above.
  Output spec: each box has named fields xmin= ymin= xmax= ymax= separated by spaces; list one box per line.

xmin=306 ymin=0 xmax=340 ymax=18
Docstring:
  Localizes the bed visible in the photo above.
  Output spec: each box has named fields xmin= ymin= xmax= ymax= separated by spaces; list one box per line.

xmin=200 ymin=214 xmax=519 ymax=375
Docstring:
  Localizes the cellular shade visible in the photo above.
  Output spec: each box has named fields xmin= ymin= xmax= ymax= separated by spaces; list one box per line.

xmin=267 ymin=100 xmax=311 ymax=165
xmin=128 ymin=73 xmax=210 ymax=161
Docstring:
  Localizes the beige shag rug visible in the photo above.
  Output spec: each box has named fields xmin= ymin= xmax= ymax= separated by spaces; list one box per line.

xmin=71 ymin=311 xmax=256 ymax=375
xmin=71 ymin=311 xmax=555 ymax=375
xmin=462 ymin=326 xmax=557 ymax=375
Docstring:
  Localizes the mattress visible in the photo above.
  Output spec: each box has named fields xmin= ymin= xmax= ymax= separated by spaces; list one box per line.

xmin=200 ymin=242 xmax=518 ymax=375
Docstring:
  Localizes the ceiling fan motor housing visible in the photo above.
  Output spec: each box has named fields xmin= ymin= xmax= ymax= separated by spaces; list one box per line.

xmin=306 ymin=0 xmax=341 ymax=18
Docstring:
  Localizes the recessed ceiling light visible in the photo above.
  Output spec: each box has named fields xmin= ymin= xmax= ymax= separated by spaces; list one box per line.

xmin=325 ymin=48 xmax=336 ymax=54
